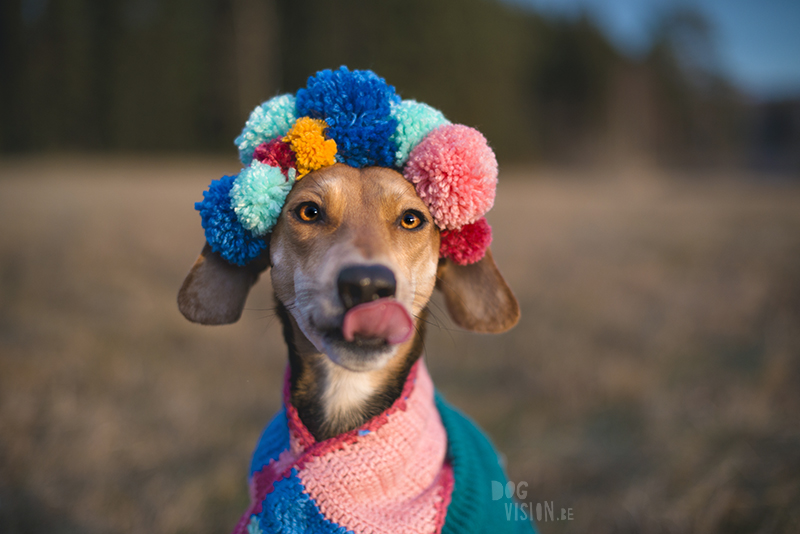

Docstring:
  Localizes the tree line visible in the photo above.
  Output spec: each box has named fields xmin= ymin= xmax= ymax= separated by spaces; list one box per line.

xmin=0 ymin=0 xmax=775 ymax=167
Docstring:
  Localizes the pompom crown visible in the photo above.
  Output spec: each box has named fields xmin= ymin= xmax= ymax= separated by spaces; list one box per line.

xmin=198 ymin=67 xmax=498 ymax=266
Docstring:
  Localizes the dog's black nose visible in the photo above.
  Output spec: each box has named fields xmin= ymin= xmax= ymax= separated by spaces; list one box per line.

xmin=337 ymin=265 xmax=397 ymax=310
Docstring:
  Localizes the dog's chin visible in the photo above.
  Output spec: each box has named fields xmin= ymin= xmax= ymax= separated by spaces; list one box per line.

xmin=320 ymin=331 xmax=398 ymax=372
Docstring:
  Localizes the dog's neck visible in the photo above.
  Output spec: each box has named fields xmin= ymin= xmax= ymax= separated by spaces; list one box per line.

xmin=275 ymin=300 xmax=426 ymax=441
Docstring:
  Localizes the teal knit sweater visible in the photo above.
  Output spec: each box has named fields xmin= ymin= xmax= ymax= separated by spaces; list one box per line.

xmin=435 ymin=393 xmax=537 ymax=534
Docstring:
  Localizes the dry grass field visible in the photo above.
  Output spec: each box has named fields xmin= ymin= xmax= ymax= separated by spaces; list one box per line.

xmin=1 ymin=156 xmax=799 ymax=534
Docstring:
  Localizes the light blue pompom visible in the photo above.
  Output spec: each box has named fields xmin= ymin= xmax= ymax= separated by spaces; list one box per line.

xmin=235 ymin=94 xmax=297 ymax=165
xmin=230 ymin=162 xmax=296 ymax=236
xmin=391 ymin=100 xmax=450 ymax=167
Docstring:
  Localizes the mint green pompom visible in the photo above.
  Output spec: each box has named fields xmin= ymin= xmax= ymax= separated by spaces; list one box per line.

xmin=391 ymin=100 xmax=450 ymax=167
xmin=235 ymin=94 xmax=297 ymax=165
xmin=230 ymin=162 xmax=296 ymax=236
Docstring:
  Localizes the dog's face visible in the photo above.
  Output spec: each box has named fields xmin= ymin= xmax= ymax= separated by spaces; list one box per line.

xmin=178 ymin=163 xmax=519 ymax=371
xmin=269 ymin=164 xmax=439 ymax=371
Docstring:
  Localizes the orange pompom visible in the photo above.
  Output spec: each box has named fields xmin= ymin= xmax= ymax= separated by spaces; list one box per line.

xmin=283 ymin=117 xmax=337 ymax=178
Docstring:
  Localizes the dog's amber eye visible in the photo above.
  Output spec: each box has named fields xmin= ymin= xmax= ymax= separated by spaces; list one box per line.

xmin=296 ymin=202 xmax=320 ymax=222
xmin=400 ymin=210 xmax=423 ymax=230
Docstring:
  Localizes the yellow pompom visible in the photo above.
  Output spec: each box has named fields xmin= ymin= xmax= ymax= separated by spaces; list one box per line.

xmin=283 ymin=117 xmax=337 ymax=179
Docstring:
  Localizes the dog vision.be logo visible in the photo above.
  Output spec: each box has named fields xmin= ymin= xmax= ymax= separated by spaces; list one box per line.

xmin=492 ymin=481 xmax=574 ymax=523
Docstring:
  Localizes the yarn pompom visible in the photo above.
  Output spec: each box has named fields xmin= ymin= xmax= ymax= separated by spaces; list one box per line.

xmin=235 ymin=94 xmax=297 ymax=165
xmin=404 ymin=124 xmax=497 ymax=230
xmin=230 ymin=161 xmax=296 ymax=236
xmin=391 ymin=100 xmax=450 ymax=167
xmin=196 ymin=175 xmax=267 ymax=266
xmin=253 ymin=138 xmax=297 ymax=178
xmin=296 ymin=66 xmax=400 ymax=168
xmin=439 ymin=217 xmax=492 ymax=265
xmin=283 ymin=117 xmax=337 ymax=178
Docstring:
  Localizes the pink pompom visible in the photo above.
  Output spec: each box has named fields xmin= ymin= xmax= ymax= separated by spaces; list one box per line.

xmin=439 ymin=217 xmax=492 ymax=265
xmin=404 ymin=124 xmax=497 ymax=230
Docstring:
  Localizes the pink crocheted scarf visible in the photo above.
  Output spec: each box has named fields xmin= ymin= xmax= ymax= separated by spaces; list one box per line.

xmin=234 ymin=359 xmax=454 ymax=534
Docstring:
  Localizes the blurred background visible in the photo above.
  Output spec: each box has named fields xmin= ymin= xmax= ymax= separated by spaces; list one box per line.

xmin=1 ymin=0 xmax=799 ymax=533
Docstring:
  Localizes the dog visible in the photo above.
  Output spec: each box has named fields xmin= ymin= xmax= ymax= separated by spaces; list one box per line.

xmin=177 ymin=67 xmax=536 ymax=534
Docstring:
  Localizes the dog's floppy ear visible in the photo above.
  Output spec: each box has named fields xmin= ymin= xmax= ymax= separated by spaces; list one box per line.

xmin=436 ymin=248 xmax=520 ymax=333
xmin=178 ymin=241 xmax=271 ymax=325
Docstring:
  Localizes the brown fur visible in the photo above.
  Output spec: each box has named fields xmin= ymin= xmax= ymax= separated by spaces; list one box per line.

xmin=178 ymin=243 xmax=270 ymax=325
xmin=178 ymin=164 xmax=519 ymax=440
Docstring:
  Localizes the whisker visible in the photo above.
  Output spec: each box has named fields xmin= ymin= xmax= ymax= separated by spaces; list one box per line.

xmin=411 ymin=320 xmax=428 ymax=358
xmin=429 ymin=309 xmax=457 ymax=346
xmin=418 ymin=294 xmax=460 ymax=335
xmin=424 ymin=308 xmax=443 ymax=329
xmin=412 ymin=313 xmax=439 ymax=328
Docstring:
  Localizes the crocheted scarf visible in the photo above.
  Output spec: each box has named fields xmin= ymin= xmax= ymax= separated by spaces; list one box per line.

xmin=234 ymin=360 xmax=537 ymax=534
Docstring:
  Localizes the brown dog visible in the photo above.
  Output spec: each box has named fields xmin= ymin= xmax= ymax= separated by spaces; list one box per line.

xmin=178 ymin=163 xmax=519 ymax=440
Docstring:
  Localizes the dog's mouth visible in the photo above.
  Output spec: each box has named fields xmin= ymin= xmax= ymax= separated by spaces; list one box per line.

xmin=314 ymin=299 xmax=414 ymax=369
xmin=341 ymin=299 xmax=414 ymax=345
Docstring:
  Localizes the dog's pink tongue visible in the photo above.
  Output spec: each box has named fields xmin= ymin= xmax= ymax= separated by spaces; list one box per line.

xmin=342 ymin=299 xmax=414 ymax=345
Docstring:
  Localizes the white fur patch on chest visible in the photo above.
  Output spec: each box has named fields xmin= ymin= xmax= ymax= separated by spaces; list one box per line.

xmin=319 ymin=359 xmax=379 ymax=423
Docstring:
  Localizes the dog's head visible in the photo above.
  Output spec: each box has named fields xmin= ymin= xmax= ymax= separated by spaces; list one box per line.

xmin=178 ymin=67 xmax=519 ymax=372
xmin=179 ymin=163 xmax=518 ymax=370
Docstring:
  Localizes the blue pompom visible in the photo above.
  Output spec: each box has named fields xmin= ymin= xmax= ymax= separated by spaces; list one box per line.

xmin=296 ymin=66 xmax=400 ymax=168
xmin=195 ymin=175 xmax=267 ymax=266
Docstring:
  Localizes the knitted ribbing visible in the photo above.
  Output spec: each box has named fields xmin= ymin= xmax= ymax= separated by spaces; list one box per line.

xmin=436 ymin=394 xmax=537 ymax=534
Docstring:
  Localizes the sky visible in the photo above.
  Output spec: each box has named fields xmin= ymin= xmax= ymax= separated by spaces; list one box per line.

xmin=505 ymin=0 xmax=800 ymax=99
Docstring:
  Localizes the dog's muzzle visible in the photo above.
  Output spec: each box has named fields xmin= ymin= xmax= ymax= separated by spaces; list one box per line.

xmin=337 ymin=265 xmax=413 ymax=345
